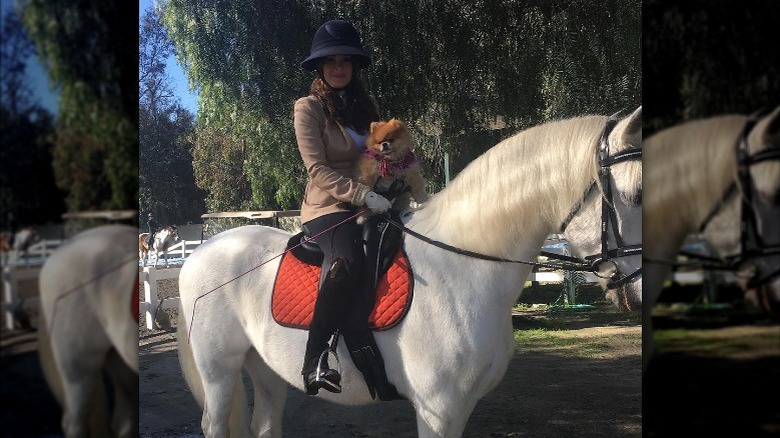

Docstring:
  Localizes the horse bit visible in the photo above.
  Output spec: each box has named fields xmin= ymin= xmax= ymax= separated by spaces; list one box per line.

xmin=555 ymin=113 xmax=642 ymax=289
xmin=387 ymin=112 xmax=643 ymax=289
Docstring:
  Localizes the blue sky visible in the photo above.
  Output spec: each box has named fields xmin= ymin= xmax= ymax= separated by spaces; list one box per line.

xmin=1 ymin=0 xmax=59 ymax=114
xmin=139 ymin=0 xmax=199 ymax=115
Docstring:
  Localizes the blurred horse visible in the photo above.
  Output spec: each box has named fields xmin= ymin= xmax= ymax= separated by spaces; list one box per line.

xmin=139 ymin=225 xmax=179 ymax=267
xmin=643 ymin=106 xmax=780 ymax=370
xmin=10 ymin=226 xmax=39 ymax=263
xmin=38 ymin=224 xmax=139 ymax=437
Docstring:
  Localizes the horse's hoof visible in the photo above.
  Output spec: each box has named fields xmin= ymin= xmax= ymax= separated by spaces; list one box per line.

xmin=304 ymin=368 xmax=341 ymax=395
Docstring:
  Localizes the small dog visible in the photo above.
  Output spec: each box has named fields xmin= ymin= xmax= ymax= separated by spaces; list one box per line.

xmin=355 ymin=118 xmax=428 ymax=222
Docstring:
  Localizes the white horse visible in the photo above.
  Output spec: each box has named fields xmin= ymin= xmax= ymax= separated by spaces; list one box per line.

xmin=643 ymin=106 xmax=780 ymax=370
xmin=177 ymin=107 xmax=643 ymax=437
xmin=38 ymin=224 xmax=139 ymax=437
xmin=139 ymin=224 xmax=179 ymax=267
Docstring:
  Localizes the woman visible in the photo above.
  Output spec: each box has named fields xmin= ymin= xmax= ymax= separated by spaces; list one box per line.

xmin=146 ymin=212 xmax=159 ymax=248
xmin=294 ymin=19 xmax=392 ymax=395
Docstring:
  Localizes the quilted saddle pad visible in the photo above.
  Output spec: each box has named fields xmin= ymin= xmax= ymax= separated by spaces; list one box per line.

xmin=272 ymin=248 xmax=413 ymax=330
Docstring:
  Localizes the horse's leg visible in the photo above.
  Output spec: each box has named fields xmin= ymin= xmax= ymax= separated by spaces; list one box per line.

xmin=105 ymin=348 xmax=139 ymax=438
xmin=198 ymin=353 xmax=250 ymax=438
xmin=243 ymin=348 xmax=287 ymax=438
xmin=414 ymin=395 xmax=479 ymax=438
xmin=191 ymin=319 xmax=252 ymax=438
xmin=55 ymin=344 xmax=111 ymax=437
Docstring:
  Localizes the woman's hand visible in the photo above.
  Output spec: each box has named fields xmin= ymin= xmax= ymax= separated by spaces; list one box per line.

xmin=364 ymin=191 xmax=392 ymax=213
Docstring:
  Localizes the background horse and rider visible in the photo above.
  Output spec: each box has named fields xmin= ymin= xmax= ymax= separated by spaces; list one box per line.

xmin=0 ymin=226 xmax=41 ymax=265
xmin=174 ymin=107 xmax=642 ymax=437
xmin=139 ymin=225 xmax=180 ymax=267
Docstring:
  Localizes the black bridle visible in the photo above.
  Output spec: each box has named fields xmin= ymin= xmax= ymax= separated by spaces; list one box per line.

xmin=690 ymin=109 xmax=780 ymax=288
xmin=386 ymin=113 xmax=642 ymax=289
xmin=554 ymin=113 xmax=642 ymax=288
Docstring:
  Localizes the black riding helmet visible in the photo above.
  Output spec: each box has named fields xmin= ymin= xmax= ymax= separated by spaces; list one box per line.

xmin=301 ymin=20 xmax=370 ymax=71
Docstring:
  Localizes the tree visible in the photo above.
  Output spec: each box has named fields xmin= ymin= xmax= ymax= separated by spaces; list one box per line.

xmin=0 ymin=5 xmax=64 ymax=228
xmin=162 ymin=0 xmax=641 ymax=211
xmin=1 ymin=6 xmax=35 ymax=118
xmin=139 ymin=6 xmax=205 ymax=225
xmin=643 ymin=0 xmax=780 ymax=134
xmin=22 ymin=0 xmax=138 ymax=212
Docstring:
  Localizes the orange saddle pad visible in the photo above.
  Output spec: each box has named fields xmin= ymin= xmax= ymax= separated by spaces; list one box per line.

xmin=272 ymin=248 xmax=413 ymax=330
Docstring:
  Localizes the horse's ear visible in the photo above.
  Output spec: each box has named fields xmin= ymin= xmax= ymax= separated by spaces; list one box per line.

xmin=617 ymin=106 xmax=642 ymax=147
xmin=760 ymin=106 xmax=780 ymax=145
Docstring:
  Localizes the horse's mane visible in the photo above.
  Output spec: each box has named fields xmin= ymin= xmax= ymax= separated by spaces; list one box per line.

xmin=409 ymin=115 xmax=609 ymax=256
xmin=644 ymin=115 xmax=745 ymax=232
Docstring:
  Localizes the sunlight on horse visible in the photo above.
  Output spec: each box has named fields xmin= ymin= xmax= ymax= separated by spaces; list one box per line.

xmin=643 ymin=106 xmax=780 ymax=371
xmin=38 ymin=225 xmax=139 ymax=437
xmin=176 ymin=107 xmax=642 ymax=437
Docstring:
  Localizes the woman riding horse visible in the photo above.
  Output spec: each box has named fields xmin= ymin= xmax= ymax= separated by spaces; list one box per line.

xmin=295 ymin=19 xmax=393 ymax=395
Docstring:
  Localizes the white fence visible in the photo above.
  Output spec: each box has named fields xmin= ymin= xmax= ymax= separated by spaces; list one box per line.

xmin=139 ymin=266 xmax=182 ymax=330
xmin=1 ymin=265 xmax=43 ymax=330
xmin=1 ymin=238 xmax=62 ymax=266
xmin=140 ymin=239 xmax=203 ymax=266
xmin=2 ymin=229 xmax=734 ymax=332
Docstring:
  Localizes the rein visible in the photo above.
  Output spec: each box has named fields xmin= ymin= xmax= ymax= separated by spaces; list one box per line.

xmin=387 ymin=112 xmax=643 ymax=288
xmin=385 ymin=217 xmax=593 ymax=272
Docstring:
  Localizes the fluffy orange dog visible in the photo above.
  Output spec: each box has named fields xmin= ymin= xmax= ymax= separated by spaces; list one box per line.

xmin=356 ymin=118 xmax=428 ymax=220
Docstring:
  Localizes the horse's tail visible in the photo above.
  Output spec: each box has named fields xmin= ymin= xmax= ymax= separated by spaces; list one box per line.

xmin=38 ymin=319 xmax=110 ymax=435
xmin=176 ymin=303 xmax=249 ymax=435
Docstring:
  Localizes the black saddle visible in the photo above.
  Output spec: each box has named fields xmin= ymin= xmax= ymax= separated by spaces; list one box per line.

xmin=288 ymin=210 xmax=404 ymax=287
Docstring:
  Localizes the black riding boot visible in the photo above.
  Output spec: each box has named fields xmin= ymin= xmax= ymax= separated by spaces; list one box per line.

xmin=301 ymin=257 xmax=352 ymax=395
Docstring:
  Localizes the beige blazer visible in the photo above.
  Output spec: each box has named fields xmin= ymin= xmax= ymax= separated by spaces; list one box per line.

xmin=294 ymin=96 xmax=370 ymax=224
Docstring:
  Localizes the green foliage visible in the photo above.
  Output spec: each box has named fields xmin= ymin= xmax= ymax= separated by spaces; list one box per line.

xmin=161 ymin=0 xmax=640 ymax=211
xmin=1 ymin=5 xmax=64 ymax=226
xmin=22 ymin=0 xmax=138 ymax=212
xmin=0 ymin=107 xmax=65 ymax=226
xmin=643 ymin=0 xmax=780 ymax=134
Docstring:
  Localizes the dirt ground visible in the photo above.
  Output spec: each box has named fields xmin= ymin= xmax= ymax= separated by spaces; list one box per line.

xmin=139 ymin=301 xmax=642 ymax=438
xmin=3 ymin=278 xmax=779 ymax=437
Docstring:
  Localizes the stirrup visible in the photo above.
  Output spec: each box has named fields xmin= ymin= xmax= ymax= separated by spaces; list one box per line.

xmin=304 ymin=333 xmax=342 ymax=395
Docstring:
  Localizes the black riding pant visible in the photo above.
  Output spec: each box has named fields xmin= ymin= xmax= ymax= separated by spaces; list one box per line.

xmin=301 ymin=211 xmax=364 ymax=373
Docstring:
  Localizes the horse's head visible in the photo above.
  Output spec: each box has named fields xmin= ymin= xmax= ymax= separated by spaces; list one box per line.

xmin=735 ymin=106 xmax=780 ymax=314
xmin=563 ymin=106 xmax=643 ymax=312
xmin=170 ymin=225 xmax=179 ymax=241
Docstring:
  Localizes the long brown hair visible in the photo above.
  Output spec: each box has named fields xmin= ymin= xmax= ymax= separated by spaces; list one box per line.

xmin=310 ymin=73 xmax=379 ymax=134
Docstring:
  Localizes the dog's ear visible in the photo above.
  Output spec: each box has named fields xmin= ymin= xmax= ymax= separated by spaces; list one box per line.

xmin=370 ymin=121 xmax=381 ymax=133
xmin=389 ymin=118 xmax=405 ymax=129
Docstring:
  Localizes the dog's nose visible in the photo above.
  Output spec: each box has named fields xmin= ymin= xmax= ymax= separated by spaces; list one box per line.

xmin=381 ymin=141 xmax=390 ymax=151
